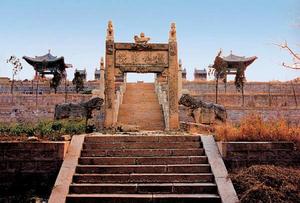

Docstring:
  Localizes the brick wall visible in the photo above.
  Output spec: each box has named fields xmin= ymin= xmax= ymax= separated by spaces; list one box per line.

xmin=183 ymin=81 xmax=300 ymax=95
xmin=0 ymin=80 xmax=299 ymax=124
xmin=217 ymin=142 xmax=300 ymax=169
xmin=0 ymin=94 xmax=92 ymax=123
xmin=0 ymin=141 xmax=69 ymax=199
xmin=179 ymin=106 xmax=300 ymax=125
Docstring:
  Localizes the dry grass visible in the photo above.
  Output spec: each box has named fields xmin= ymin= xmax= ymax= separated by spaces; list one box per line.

xmin=231 ymin=165 xmax=300 ymax=203
xmin=214 ymin=114 xmax=300 ymax=145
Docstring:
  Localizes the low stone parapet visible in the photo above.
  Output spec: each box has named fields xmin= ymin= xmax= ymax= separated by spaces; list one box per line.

xmin=217 ymin=141 xmax=299 ymax=169
xmin=0 ymin=141 xmax=69 ymax=188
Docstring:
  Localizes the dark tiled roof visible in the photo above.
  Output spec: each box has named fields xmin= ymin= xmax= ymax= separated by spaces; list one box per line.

xmin=222 ymin=54 xmax=257 ymax=66
xmin=194 ymin=68 xmax=207 ymax=74
xmin=23 ymin=53 xmax=67 ymax=72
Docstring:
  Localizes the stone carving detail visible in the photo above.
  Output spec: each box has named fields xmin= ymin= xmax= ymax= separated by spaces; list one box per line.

xmin=54 ymin=97 xmax=104 ymax=120
xmin=179 ymin=94 xmax=227 ymax=123
xmin=169 ymin=43 xmax=177 ymax=56
xmin=106 ymin=20 xmax=114 ymax=41
xmin=115 ymin=50 xmax=168 ymax=67
xmin=169 ymin=23 xmax=177 ymax=42
xmin=134 ymin=32 xmax=150 ymax=44
xmin=106 ymin=43 xmax=114 ymax=55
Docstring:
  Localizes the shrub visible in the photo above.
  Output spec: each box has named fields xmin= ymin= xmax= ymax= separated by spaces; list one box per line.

xmin=62 ymin=119 xmax=86 ymax=135
xmin=36 ymin=120 xmax=54 ymax=137
xmin=0 ymin=119 xmax=89 ymax=140
xmin=9 ymin=123 xmax=25 ymax=136
xmin=215 ymin=114 xmax=300 ymax=145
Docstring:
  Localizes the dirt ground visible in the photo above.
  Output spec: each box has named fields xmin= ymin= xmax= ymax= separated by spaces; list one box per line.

xmin=230 ymin=165 xmax=300 ymax=203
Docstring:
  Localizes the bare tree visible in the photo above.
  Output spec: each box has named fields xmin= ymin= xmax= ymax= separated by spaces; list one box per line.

xmin=211 ymin=50 xmax=227 ymax=104
xmin=274 ymin=41 xmax=300 ymax=70
xmin=6 ymin=56 xmax=23 ymax=97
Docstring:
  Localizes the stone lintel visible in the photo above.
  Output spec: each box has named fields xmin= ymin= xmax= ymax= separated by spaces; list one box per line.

xmin=201 ymin=135 xmax=240 ymax=203
xmin=115 ymin=42 xmax=169 ymax=50
xmin=117 ymin=65 xmax=167 ymax=73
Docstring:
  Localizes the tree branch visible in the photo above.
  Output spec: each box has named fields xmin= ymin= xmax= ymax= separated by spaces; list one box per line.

xmin=274 ymin=42 xmax=300 ymax=60
xmin=282 ymin=62 xmax=300 ymax=70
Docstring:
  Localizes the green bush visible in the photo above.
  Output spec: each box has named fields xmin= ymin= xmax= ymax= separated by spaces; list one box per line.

xmin=0 ymin=124 xmax=9 ymax=135
xmin=9 ymin=123 xmax=26 ymax=136
xmin=36 ymin=121 xmax=54 ymax=137
xmin=0 ymin=119 xmax=88 ymax=139
xmin=63 ymin=120 xmax=86 ymax=135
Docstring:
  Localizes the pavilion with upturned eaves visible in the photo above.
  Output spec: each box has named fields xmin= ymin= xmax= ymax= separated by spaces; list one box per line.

xmin=221 ymin=52 xmax=257 ymax=76
xmin=23 ymin=51 xmax=71 ymax=79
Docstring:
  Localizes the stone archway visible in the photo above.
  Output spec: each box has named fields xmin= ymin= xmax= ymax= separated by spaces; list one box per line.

xmin=104 ymin=21 xmax=179 ymax=130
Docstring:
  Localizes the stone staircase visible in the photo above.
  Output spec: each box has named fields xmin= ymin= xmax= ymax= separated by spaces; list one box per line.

xmin=65 ymin=134 xmax=222 ymax=203
xmin=118 ymin=83 xmax=165 ymax=130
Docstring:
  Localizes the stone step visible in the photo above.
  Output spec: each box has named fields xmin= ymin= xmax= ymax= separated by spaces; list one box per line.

xmin=82 ymin=142 xmax=202 ymax=149
xmin=84 ymin=136 xmax=201 ymax=143
xmin=119 ymin=104 xmax=162 ymax=109
xmin=117 ymin=112 xmax=163 ymax=118
xmin=122 ymin=91 xmax=157 ymax=94
xmin=81 ymin=149 xmax=204 ymax=157
xmin=76 ymin=164 xmax=211 ymax=174
xmin=126 ymin=84 xmax=155 ymax=88
xmin=72 ymin=173 xmax=214 ymax=184
xmin=66 ymin=193 xmax=221 ymax=203
xmin=118 ymin=113 xmax=163 ymax=118
xmin=122 ymin=94 xmax=158 ymax=98
xmin=78 ymin=156 xmax=208 ymax=165
xmin=117 ymin=119 xmax=164 ymax=125
xmin=69 ymin=183 xmax=218 ymax=194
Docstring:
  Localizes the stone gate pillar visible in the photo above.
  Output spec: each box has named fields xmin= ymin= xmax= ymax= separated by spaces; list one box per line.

xmin=99 ymin=57 xmax=105 ymax=99
xmin=168 ymin=23 xmax=179 ymax=130
xmin=178 ymin=59 xmax=183 ymax=99
xmin=104 ymin=20 xmax=116 ymax=127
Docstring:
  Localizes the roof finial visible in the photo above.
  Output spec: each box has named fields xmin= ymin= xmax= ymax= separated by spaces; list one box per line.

xmin=230 ymin=50 xmax=233 ymax=55
xmin=100 ymin=57 xmax=104 ymax=70
xmin=48 ymin=49 xmax=51 ymax=54
xmin=106 ymin=20 xmax=114 ymax=41
xmin=169 ymin=22 xmax=177 ymax=42
xmin=179 ymin=59 xmax=182 ymax=70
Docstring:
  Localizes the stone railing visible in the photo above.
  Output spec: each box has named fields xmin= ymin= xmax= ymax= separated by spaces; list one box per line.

xmin=155 ymin=81 xmax=169 ymax=130
xmin=113 ymin=82 xmax=126 ymax=124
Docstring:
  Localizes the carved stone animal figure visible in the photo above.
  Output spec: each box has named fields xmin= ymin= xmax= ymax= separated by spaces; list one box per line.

xmin=54 ymin=97 xmax=104 ymax=120
xmin=179 ymin=94 xmax=227 ymax=123
xmin=134 ymin=32 xmax=150 ymax=44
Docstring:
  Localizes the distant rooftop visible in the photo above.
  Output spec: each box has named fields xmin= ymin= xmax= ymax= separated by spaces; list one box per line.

xmin=222 ymin=53 xmax=257 ymax=67
xmin=194 ymin=68 xmax=207 ymax=74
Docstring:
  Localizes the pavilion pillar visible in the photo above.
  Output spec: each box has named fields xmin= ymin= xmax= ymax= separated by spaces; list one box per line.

xmin=104 ymin=20 xmax=116 ymax=128
xmin=99 ymin=57 xmax=105 ymax=99
xmin=168 ymin=23 xmax=179 ymax=130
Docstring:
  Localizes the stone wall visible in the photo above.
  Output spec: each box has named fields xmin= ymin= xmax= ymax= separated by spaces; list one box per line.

xmin=0 ymin=141 xmax=69 ymax=200
xmin=183 ymin=81 xmax=300 ymax=95
xmin=217 ymin=142 xmax=300 ymax=169
xmin=179 ymin=106 xmax=300 ymax=125
xmin=0 ymin=78 xmax=101 ymax=94
xmin=0 ymin=79 xmax=299 ymax=124
xmin=0 ymin=93 xmax=92 ymax=123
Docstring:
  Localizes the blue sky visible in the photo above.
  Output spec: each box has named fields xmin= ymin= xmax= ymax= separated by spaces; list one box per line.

xmin=0 ymin=0 xmax=299 ymax=82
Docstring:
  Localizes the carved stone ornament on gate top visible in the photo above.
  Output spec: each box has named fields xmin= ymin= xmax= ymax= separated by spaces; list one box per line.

xmin=106 ymin=20 xmax=114 ymax=41
xmin=131 ymin=32 xmax=151 ymax=49
xmin=169 ymin=23 xmax=177 ymax=42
